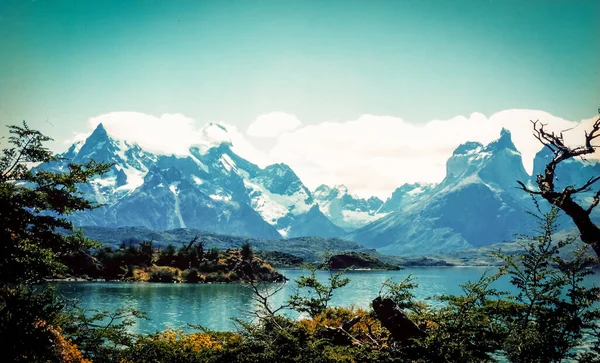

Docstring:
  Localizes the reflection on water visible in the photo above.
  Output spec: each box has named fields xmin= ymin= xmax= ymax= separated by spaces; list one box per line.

xmin=52 ymin=267 xmax=597 ymax=333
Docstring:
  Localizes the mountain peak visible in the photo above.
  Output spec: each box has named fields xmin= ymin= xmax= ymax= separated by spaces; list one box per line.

xmin=263 ymin=163 xmax=295 ymax=178
xmin=89 ymin=122 xmax=109 ymax=140
xmin=315 ymin=184 xmax=332 ymax=193
xmin=201 ymin=122 xmax=232 ymax=142
xmin=453 ymin=141 xmax=483 ymax=156
xmin=191 ymin=122 xmax=234 ymax=155
xmin=72 ymin=122 xmax=113 ymax=162
xmin=485 ymin=128 xmax=518 ymax=152
xmin=334 ymin=184 xmax=348 ymax=194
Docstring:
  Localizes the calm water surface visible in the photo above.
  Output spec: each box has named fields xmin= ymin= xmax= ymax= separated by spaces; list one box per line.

xmin=52 ymin=267 xmax=598 ymax=333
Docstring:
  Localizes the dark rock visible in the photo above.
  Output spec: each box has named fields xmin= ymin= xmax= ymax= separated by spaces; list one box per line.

xmin=372 ymin=296 xmax=425 ymax=341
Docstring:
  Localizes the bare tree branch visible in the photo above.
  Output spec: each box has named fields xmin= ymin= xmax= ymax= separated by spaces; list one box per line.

xmin=566 ymin=176 xmax=600 ymax=195
xmin=587 ymin=190 xmax=600 ymax=215
xmin=242 ymin=278 xmax=289 ymax=320
xmin=516 ymin=180 xmax=542 ymax=195
xmin=519 ymin=112 xmax=600 ymax=257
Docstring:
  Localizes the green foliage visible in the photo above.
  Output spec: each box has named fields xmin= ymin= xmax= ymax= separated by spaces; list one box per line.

xmin=409 ymin=272 xmax=508 ymax=362
xmin=138 ymin=241 xmax=154 ymax=267
xmin=207 ymin=247 xmax=220 ymax=261
xmin=74 ymin=205 xmax=599 ymax=362
xmin=156 ymin=244 xmax=178 ymax=267
xmin=384 ymin=206 xmax=600 ymax=363
xmin=379 ymin=274 xmax=422 ymax=312
xmin=0 ymin=122 xmax=110 ymax=283
xmin=0 ymin=122 xmax=113 ymax=361
xmin=94 ymin=240 xmax=155 ymax=279
xmin=183 ymin=268 xmax=201 ymax=283
xmin=0 ymin=286 xmax=65 ymax=362
xmin=58 ymin=306 xmax=146 ymax=361
xmin=288 ymin=262 xmax=350 ymax=317
xmin=241 ymin=241 xmax=253 ymax=261
xmin=177 ymin=242 xmax=205 ymax=270
xmin=493 ymin=207 xmax=600 ymax=362
xmin=149 ymin=266 xmax=179 ymax=283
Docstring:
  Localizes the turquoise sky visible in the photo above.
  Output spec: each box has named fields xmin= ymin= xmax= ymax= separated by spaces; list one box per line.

xmin=0 ymin=0 xmax=598 ymax=150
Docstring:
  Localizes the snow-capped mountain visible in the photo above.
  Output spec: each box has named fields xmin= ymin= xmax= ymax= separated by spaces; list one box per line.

xmin=347 ymin=129 xmax=535 ymax=255
xmin=41 ymin=122 xmax=600 ymax=254
xmin=379 ymin=183 xmax=436 ymax=213
xmin=44 ymin=123 xmax=343 ymax=239
xmin=313 ymin=184 xmax=386 ymax=231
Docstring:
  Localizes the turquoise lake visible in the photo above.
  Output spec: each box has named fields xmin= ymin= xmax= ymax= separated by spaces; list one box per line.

xmin=52 ymin=267 xmax=599 ymax=334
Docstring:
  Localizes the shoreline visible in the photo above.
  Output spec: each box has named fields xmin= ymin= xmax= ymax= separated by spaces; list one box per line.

xmin=46 ymin=264 xmax=505 ymax=283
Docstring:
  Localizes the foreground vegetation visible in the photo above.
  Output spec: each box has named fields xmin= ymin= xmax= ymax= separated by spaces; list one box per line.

xmin=1 ymin=123 xmax=600 ymax=362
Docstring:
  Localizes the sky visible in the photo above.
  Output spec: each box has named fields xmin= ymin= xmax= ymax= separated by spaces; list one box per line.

xmin=0 ymin=0 xmax=599 ymax=198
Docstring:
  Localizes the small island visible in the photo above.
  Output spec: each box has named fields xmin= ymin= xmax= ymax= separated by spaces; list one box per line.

xmin=59 ymin=241 xmax=286 ymax=283
xmin=325 ymin=252 xmax=402 ymax=270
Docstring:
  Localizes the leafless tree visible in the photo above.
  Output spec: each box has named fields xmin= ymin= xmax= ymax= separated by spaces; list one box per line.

xmin=243 ymin=279 xmax=289 ymax=322
xmin=517 ymin=111 xmax=600 ymax=257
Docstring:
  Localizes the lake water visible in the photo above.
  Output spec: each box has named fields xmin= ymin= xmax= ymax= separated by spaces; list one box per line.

xmin=52 ymin=267 xmax=599 ymax=334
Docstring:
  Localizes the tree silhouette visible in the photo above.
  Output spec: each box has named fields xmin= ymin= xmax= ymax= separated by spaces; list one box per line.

xmin=0 ymin=121 xmax=110 ymax=283
xmin=517 ymin=110 xmax=600 ymax=257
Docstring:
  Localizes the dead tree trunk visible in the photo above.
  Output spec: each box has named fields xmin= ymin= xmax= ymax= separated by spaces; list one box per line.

xmin=517 ymin=113 xmax=600 ymax=258
xmin=547 ymin=193 xmax=600 ymax=257
xmin=372 ymin=296 xmax=425 ymax=341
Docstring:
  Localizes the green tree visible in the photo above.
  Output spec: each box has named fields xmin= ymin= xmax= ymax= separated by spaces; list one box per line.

xmin=288 ymin=260 xmax=350 ymax=318
xmin=157 ymin=244 xmax=177 ymax=267
xmin=241 ymin=241 xmax=253 ymax=261
xmin=0 ymin=122 xmax=111 ymax=361
xmin=373 ymin=205 xmax=599 ymax=363
xmin=207 ymin=247 xmax=220 ymax=261
xmin=138 ymin=240 xmax=154 ymax=267
xmin=0 ymin=122 xmax=110 ymax=283
xmin=495 ymin=206 xmax=600 ymax=362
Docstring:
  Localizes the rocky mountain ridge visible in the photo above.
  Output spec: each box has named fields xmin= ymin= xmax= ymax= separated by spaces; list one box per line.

xmin=42 ymin=123 xmax=600 ymax=256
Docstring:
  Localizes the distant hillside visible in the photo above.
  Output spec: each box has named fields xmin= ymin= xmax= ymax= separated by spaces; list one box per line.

xmin=431 ymin=227 xmax=598 ymax=266
xmin=80 ymin=226 xmax=456 ymax=267
xmin=45 ymin=122 xmax=600 ymax=257
xmin=80 ymin=226 xmax=363 ymax=263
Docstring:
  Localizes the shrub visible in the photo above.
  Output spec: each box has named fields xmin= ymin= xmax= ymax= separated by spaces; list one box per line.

xmin=149 ymin=266 xmax=179 ymax=283
xmin=156 ymin=244 xmax=178 ymax=267
xmin=241 ymin=242 xmax=253 ymax=261
xmin=288 ymin=263 xmax=350 ymax=317
xmin=228 ymin=271 xmax=239 ymax=282
xmin=207 ymin=248 xmax=220 ymax=261
xmin=183 ymin=268 xmax=201 ymax=283
xmin=204 ymin=272 xmax=220 ymax=283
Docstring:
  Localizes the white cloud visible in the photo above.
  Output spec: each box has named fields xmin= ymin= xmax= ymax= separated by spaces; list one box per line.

xmin=71 ymin=111 xmax=271 ymax=167
xmin=247 ymin=112 xmax=302 ymax=138
xmin=68 ymin=109 xmax=597 ymax=200
xmin=268 ymin=110 xmax=594 ymax=199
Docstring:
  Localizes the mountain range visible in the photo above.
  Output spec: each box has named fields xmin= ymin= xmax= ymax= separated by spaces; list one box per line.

xmin=41 ymin=123 xmax=600 ymax=256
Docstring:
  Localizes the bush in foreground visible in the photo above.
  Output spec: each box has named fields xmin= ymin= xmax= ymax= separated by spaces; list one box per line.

xmin=83 ymin=207 xmax=600 ymax=363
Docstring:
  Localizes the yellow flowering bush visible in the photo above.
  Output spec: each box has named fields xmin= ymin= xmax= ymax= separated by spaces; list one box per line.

xmin=122 ymin=329 xmax=246 ymax=362
xmin=149 ymin=329 xmax=222 ymax=351
xmin=32 ymin=320 xmax=90 ymax=363
xmin=298 ymin=306 xmax=389 ymax=347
